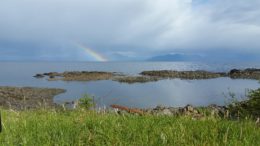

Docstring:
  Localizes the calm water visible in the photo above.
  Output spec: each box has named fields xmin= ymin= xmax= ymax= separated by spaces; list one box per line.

xmin=0 ymin=61 xmax=259 ymax=108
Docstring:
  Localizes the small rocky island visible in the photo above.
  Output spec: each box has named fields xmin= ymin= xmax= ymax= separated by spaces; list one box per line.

xmin=141 ymin=68 xmax=260 ymax=80
xmin=141 ymin=70 xmax=225 ymax=79
xmin=34 ymin=71 xmax=116 ymax=81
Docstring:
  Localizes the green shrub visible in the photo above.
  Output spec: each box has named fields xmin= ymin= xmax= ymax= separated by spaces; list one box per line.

xmin=229 ymin=88 xmax=260 ymax=119
xmin=78 ymin=94 xmax=94 ymax=110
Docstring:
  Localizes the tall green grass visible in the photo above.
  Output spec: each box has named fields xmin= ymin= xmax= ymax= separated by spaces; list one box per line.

xmin=0 ymin=109 xmax=259 ymax=146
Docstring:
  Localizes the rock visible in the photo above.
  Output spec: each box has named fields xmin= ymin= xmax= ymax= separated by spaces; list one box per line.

xmin=145 ymin=109 xmax=153 ymax=114
xmin=168 ymin=107 xmax=181 ymax=115
xmin=154 ymin=105 xmax=165 ymax=111
xmin=181 ymin=104 xmax=199 ymax=115
xmin=185 ymin=104 xmax=194 ymax=112
xmin=229 ymin=69 xmax=240 ymax=75
xmin=43 ymin=72 xmax=61 ymax=76
xmin=208 ymin=104 xmax=226 ymax=117
xmin=161 ymin=109 xmax=173 ymax=116
xmin=118 ymin=110 xmax=133 ymax=115
xmin=34 ymin=74 xmax=45 ymax=78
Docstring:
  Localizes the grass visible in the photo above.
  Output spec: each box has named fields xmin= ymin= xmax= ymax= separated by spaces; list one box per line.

xmin=0 ymin=109 xmax=259 ymax=146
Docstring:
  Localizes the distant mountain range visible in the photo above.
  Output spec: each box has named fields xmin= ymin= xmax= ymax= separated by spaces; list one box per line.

xmin=147 ymin=53 xmax=203 ymax=61
xmin=147 ymin=52 xmax=260 ymax=62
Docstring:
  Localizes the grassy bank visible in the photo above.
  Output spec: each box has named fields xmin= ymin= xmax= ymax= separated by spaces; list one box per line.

xmin=0 ymin=109 xmax=259 ymax=146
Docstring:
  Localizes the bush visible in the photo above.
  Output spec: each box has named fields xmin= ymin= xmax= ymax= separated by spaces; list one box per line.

xmin=229 ymin=88 xmax=260 ymax=119
xmin=78 ymin=94 xmax=94 ymax=110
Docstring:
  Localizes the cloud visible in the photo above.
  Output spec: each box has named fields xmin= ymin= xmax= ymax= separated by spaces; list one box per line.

xmin=0 ymin=0 xmax=260 ymax=60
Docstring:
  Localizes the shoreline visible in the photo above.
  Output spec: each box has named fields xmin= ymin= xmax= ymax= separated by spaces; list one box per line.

xmin=0 ymin=85 xmax=259 ymax=120
xmin=0 ymin=85 xmax=232 ymax=118
xmin=0 ymin=85 xmax=229 ymax=113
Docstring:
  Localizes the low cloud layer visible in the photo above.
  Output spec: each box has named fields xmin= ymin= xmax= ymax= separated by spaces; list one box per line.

xmin=0 ymin=0 xmax=260 ymax=61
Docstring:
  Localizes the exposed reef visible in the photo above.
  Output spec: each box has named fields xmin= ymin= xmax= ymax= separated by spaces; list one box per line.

xmin=141 ymin=68 xmax=260 ymax=80
xmin=141 ymin=70 xmax=226 ymax=79
xmin=229 ymin=68 xmax=260 ymax=80
xmin=36 ymin=71 xmax=159 ymax=83
xmin=113 ymin=76 xmax=159 ymax=84
xmin=37 ymin=71 xmax=117 ymax=81
xmin=35 ymin=68 xmax=260 ymax=83
xmin=0 ymin=86 xmax=66 ymax=110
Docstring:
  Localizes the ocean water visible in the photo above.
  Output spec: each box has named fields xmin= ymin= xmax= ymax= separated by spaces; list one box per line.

xmin=0 ymin=61 xmax=259 ymax=108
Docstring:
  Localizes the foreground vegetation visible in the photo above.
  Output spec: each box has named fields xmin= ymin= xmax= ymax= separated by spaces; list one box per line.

xmin=0 ymin=109 xmax=259 ymax=146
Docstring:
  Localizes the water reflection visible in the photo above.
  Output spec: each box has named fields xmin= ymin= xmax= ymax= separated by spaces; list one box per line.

xmin=54 ymin=78 xmax=259 ymax=108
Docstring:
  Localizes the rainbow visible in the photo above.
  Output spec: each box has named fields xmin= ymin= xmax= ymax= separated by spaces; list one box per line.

xmin=76 ymin=43 xmax=108 ymax=62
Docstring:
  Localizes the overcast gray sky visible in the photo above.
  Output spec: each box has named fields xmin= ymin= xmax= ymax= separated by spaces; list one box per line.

xmin=0 ymin=0 xmax=260 ymax=61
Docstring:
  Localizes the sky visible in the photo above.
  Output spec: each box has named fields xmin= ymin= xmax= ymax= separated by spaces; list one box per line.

xmin=0 ymin=0 xmax=260 ymax=61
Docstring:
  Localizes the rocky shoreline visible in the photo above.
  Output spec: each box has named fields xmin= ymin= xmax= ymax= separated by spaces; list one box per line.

xmin=0 ymin=86 xmax=258 ymax=120
xmin=110 ymin=88 xmax=260 ymax=119
xmin=0 ymin=85 xmax=228 ymax=115
xmin=35 ymin=68 xmax=260 ymax=83
xmin=0 ymin=86 xmax=228 ymax=115
xmin=0 ymin=85 xmax=231 ymax=116
xmin=109 ymin=104 xmax=228 ymax=119
xmin=0 ymin=86 xmax=66 ymax=110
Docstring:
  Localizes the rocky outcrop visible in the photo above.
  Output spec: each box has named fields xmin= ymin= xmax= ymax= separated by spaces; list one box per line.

xmin=36 ymin=71 xmax=116 ymax=81
xmin=0 ymin=86 xmax=66 ymax=110
xmin=36 ymin=71 xmax=160 ymax=83
xmin=141 ymin=70 xmax=226 ymax=79
xmin=229 ymin=68 xmax=260 ymax=80
xmin=141 ymin=68 xmax=260 ymax=80
xmin=33 ymin=74 xmax=45 ymax=78
xmin=114 ymin=76 xmax=159 ymax=84
xmin=145 ymin=105 xmax=201 ymax=117
xmin=111 ymin=104 xmax=227 ymax=118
